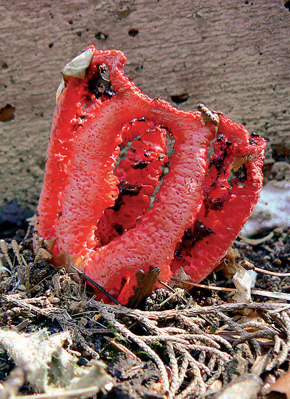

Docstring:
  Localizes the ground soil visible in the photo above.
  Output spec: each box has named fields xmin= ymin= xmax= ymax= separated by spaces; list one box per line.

xmin=1 ymin=224 xmax=290 ymax=398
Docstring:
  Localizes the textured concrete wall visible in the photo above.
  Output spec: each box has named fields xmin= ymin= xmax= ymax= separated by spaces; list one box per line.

xmin=1 ymin=0 xmax=290 ymax=210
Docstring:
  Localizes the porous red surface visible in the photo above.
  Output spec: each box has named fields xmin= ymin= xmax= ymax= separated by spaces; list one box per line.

xmin=36 ymin=47 xmax=266 ymax=304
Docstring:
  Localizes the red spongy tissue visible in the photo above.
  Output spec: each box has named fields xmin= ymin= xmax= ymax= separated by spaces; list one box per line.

xmin=35 ymin=46 xmax=266 ymax=304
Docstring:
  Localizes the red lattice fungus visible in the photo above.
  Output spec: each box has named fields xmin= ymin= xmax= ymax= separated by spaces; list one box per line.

xmin=35 ymin=47 xmax=266 ymax=304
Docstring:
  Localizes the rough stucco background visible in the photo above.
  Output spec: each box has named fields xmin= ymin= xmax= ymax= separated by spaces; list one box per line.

xmin=0 ymin=0 xmax=290 ymax=213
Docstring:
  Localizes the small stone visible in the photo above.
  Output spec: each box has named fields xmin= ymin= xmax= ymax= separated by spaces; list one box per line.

xmin=48 ymin=296 xmax=61 ymax=305
xmin=263 ymin=255 xmax=271 ymax=261
xmin=6 ymin=310 xmax=14 ymax=317
xmin=209 ymin=379 xmax=223 ymax=391
xmin=271 ymin=276 xmax=281 ymax=282
xmin=273 ymin=227 xmax=283 ymax=235
xmin=18 ymin=285 xmax=26 ymax=291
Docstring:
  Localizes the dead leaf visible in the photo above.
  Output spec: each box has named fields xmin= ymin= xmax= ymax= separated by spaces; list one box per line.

xmin=251 ymin=354 xmax=271 ymax=376
xmin=0 ymin=329 xmax=110 ymax=395
xmin=221 ymin=247 xmax=241 ymax=278
xmin=231 ymin=156 xmax=252 ymax=171
xmin=128 ymin=267 xmax=160 ymax=308
xmin=266 ymin=369 xmax=290 ymax=398
xmin=215 ymin=374 xmax=262 ymax=399
xmin=34 ymin=248 xmax=53 ymax=262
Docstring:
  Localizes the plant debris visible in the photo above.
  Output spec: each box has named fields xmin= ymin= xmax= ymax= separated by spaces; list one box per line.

xmin=0 ymin=225 xmax=290 ymax=398
xmin=0 ymin=329 xmax=110 ymax=395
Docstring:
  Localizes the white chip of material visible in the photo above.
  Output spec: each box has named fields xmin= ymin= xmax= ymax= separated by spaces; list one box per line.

xmin=232 ymin=265 xmax=253 ymax=303
xmin=62 ymin=48 xmax=93 ymax=80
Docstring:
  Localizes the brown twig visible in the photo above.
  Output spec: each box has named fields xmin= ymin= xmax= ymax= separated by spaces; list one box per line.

xmin=171 ymin=278 xmax=236 ymax=292
xmin=254 ymin=266 xmax=290 ymax=277
xmin=167 ymin=343 xmax=180 ymax=399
